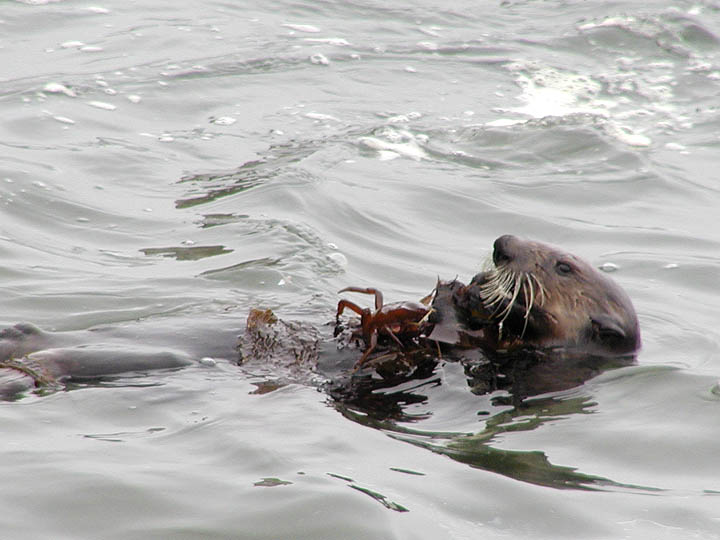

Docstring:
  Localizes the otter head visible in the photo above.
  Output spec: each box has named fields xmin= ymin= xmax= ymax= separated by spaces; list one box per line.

xmin=474 ymin=235 xmax=641 ymax=356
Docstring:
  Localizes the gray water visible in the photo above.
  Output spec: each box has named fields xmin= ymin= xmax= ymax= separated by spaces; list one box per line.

xmin=2 ymin=0 xmax=720 ymax=538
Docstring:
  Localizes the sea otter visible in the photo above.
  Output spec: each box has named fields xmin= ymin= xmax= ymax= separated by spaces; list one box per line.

xmin=427 ymin=234 xmax=641 ymax=357
xmin=0 ymin=235 xmax=640 ymax=400
xmin=328 ymin=235 xmax=640 ymax=407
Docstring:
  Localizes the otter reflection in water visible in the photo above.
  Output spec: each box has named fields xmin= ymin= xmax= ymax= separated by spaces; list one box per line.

xmin=0 ymin=235 xmax=640 ymax=402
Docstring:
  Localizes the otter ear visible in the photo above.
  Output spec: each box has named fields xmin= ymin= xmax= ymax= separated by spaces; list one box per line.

xmin=591 ymin=316 xmax=626 ymax=340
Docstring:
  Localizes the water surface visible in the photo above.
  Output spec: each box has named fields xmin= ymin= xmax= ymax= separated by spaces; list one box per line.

xmin=1 ymin=0 xmax=720 ymax=538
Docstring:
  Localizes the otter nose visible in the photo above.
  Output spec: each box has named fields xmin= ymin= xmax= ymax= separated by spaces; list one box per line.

xmin=493 ymin=234 xmax=519 ymax=266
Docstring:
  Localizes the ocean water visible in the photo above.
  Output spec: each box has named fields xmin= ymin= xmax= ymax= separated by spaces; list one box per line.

xmin=1 ymin=0 xmax=720 ymax=538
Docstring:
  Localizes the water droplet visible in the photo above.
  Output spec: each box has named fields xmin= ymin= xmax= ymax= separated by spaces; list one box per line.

xmin=328 ymin=252 xmax=348 ymax=267
xmin=211 ymin=116 xmax=237 ymax=125
xmin=310 ymin=53 xmax=330 ymax=65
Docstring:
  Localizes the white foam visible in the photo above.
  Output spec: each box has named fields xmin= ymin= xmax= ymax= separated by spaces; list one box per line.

xmin=495 ymin=62 xmax=656 ymax=146
xmin=605 ymin=124 xmax=651 ymax=147
xmin=485 ymin=118 xmax=522 ymax=127
xmin=509 ymin=69 xmax=606 ymax=119
xmin=578 ymin=16 xmax=633 ymax=31
xmin=305 ymin=112 xmax=339 ymax=122
xmin=358 ymin=133 xmax=428 ymax=161
xmin=43 ymin=82 xmax=76 ymax=97
xmin=378 ymin=150 xmax=399 ymax=161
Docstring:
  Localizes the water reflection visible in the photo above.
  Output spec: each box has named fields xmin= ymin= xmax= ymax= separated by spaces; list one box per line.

xmin=141 ymin=244 xmax=232 ymax=260
xmin=175 ymin=141 xmax=320 ymax=208
xmin=328 ymin=348 xmax=650 ymax=492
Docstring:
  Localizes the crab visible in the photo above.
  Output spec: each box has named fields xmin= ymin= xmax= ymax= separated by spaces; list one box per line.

xmin=335 ymin=287 xmax=432 ymax=367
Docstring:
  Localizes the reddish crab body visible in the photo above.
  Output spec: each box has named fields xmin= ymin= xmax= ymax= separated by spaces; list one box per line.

xmin=335 ymin=287 xmax=431 ymax=366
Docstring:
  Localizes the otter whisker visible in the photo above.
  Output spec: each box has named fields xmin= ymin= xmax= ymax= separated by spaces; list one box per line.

xmin=479 ymin=261 xmax=551 ymax=342
xmin=496 ymin=272 xmax=522 ymax=326
xmin=479 ymin=269 xmax=513 ymax=310
xmin=479 ymin=266 xmax=543 ymax=341
xmin=520 ymin=274 xmax=534 ymax=339
xmin=489 ymin=272 xmax=514 ymax=315
xmin=530 ymin=273 xmax=547 ymax=306
xmin=479 ymin=267 xmax=525 ymax=330
xmin=498 ymin=272 xmax=523 ymax=338
xmin=524 ymin=274 xmax=535 ymax=320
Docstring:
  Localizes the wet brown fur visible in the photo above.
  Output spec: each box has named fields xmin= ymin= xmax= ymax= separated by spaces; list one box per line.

xmin=469 ymin=235 xmax=641 ymax=356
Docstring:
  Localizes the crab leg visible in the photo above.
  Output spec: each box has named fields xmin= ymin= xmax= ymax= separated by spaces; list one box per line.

xmin=338 ymin=287 xmax=384 ymax=310
xmin=336 ymin=299 xmax=367 ymax=320
xmin=355 ymin=331 xmax=378 ymax=368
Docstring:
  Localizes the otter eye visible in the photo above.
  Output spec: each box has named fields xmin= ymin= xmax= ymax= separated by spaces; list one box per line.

xmin=555 ymin=261 xmax=573 ymax=275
